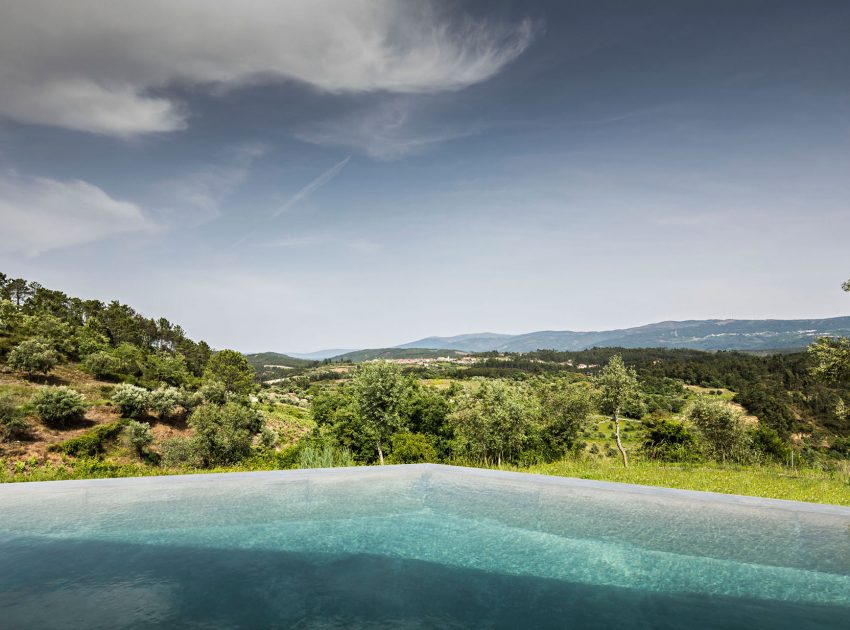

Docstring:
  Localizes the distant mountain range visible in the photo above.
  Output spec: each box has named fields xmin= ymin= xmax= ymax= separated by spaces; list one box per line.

xmin=396 ymin=317 xmax=850 ymax=353
xmin=284 ymin=349 xmax=356 ymax=360
xmin=257 ymin=317 xmax=850 ymax=364
xmin=330 ymin=348 xmax=468 ymax=363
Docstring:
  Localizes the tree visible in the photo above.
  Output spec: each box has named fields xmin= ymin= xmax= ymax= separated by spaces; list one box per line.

xmin=203 ymin=349 xmax=255 ymax=396
xmin=144 ymin=351 xmax=191 ymax=387
xmin=7 ymin=339 xmax=59 ymax=377
xmin=148 ymin=386 xmax=182 ymax=419
xmin=449 ymin=379 xmax=536 ymax=466
xmin=188 ymin=402 xmax=262 ymax=467
xmin=352 ymin=361 xmax=410 ymax=464
xmin=686 ymin=397 xmax=751 ymax=463
xmin=809 ymin=278 xmax=850 ymax=385
xmin=82 ymin=351 xmax=124 ymax=380
xmin=31 ymin=386 xmax=86 ymax=426
xmin=540 ymin=381 xmax=594 ymax=457
xmin=126 ymin=420 xmax=153 ymax=460
xmin=596 ymin=355 xmax=640 ymax=468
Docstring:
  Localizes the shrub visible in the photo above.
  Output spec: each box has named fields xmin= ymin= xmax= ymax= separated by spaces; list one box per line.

xmin=259 ymin=425 xmax=278 ymax=450
xmin=686 ymin=397 xmax=752 ymax=463
xmin=52 ymin=420 xmax=127 ymax=456
xmin=149 ymin=386 xmax=181 ymax=419
xmin=642 ymin=418 xmax=699 ymax=462
xmin=125 ymin=420 xmax=153 ymax=459
xmin=7 ymin=339 xmax=59 ymax=376
xmin=82 ymin=351 xmax=124 ymax=380
xmin=752 ymin=425 xmax=791 ymax=462
xmin=0 ymin=395 xmax=29 ymax=440
xmin=111 ymin=384 xmax=150 ymax=418
xmin=32 ymin=386 xmax=86 ymax=425
xmin=198 ymin=381 xmax=227 ymax=405
xmin=387 ymin=431 xmax=436 ymax=464
xmin=160 ymin=437 xmax=202 ymax=468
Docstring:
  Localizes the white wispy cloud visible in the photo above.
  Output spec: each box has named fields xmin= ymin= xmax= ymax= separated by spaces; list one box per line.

xmin=0 ymin=170 xmax=154 ymax=255
xmin=261 ymin=234 xmax=331 ymax=248
xmin=156 ymin=143 xmax=268 ymax=224
xmin=0 ymin=1 xmax=536 ymax=137
xmin=296 ymin=98 xmax=484 ymax=160
xmin=273 ymin=156 xmax=351 ymax=217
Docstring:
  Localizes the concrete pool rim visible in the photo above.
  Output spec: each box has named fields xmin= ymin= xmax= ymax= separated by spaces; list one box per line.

xmin=2 ymin=463 xmax=848 ymax=517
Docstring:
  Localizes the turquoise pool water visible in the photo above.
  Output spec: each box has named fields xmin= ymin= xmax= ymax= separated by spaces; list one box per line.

xmin=1 ymin=464 xmax=849 ymax=628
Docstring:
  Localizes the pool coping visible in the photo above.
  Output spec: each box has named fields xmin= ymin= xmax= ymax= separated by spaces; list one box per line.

xmin=2 ymin=464 xmax=849 ymax=516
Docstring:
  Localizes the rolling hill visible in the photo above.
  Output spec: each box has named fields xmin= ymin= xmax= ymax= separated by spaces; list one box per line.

xmin=244 ymin=352 xmax=317 ymax=369
xmin=396 ymin=317 xmax=850 ymax=353
xmin=330 ymin=348 xmax=468 ymax=363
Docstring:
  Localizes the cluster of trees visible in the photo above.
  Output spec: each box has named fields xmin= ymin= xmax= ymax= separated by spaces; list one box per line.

xmin=311 ymin=361 xmax=598 ymax=466
xmin=305 ymin=355 xmax=793 ymax=468
xmin=440 ymin=344 xmax=849 ymax=441
xmin=1 ymin=273 xmax=212 ymax=386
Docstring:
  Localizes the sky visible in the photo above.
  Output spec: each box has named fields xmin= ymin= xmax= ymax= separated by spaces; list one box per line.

xmin=1 ymin=0 xmax=849 ymax=353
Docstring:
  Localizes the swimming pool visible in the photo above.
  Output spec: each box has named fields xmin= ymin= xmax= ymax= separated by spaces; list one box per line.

xmin=1 ymin=464 xmax=849 ymax=628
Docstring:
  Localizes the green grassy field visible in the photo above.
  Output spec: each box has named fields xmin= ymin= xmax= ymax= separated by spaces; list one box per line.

xmin=521 ymin=458 xmax=850 ymax=506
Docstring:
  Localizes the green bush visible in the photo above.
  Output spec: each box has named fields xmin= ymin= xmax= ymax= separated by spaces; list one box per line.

xmin=160 ymin=437 xmax=202 ymax=468
xmin=52 ymin=420 xmax=127 ymax=456
xmin=642 ymin=418 xmax=699 ymax=462
xmin=198 ymin=381 xmax=227 ymax=405
xmin=32 ymin=386 xmax=86 ymax=425
xmin=387 ymin=432 xmax=436 ymax=464
xmin=149 ymin=386 xmax=181 ymax=419
xmin=686 ymin=397 xmax=752 ymax=463
xmin=752 ymin=425 xmax=791 ymax=462
xmin=188 ymin=402 xmax=262 ymax=467
xmin=82 ymin=350 xmax=125 ymax=380
xmin=125 ymin=420 xmax=153 ymax=459
xmin=111 ymin=383 xmax=150 ymax=418
xmin=7 ymin=339 xmax=59 ymax=376
xmin=0 ymin=394 xmax=29 ymax=440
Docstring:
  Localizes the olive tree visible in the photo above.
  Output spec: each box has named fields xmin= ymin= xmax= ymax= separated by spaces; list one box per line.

xmin=352 ymin=361 xmax=410 ymax=465
xmin=32 ymin=386 xmax=86 ymax=426
xmin=126 ymin=420 xmax=154 ymax=460
xmin=111 ymin=383 xmax=151 ymax=418
xmin=188 ymin=402 xmax=262 ymax=467
xmin=686 ymin=397 xmax=751 ymax=463
xmin=449 ymin=379 xmax=537 ymax=466
xmin=7 ymin=339 xmax=59 ymax=377
xmin=596 ymin=355 xmax=640 ymax=468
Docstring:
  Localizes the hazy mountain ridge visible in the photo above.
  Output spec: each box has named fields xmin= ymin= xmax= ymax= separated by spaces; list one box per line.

xmin=331 ymin=348 xmax=469 ymax=363
xmin=396 ymin=317 xmax=850 ymax=353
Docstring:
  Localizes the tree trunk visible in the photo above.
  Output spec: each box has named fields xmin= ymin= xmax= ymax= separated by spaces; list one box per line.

xmin=613 ymin=414 xmax=629 ymax=468
xmin=377 ymin=441 xmax=384 ymax=465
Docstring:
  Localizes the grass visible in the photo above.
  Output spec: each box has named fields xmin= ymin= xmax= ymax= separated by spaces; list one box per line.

xmin=0 ymin=449 xmax=302 ymax=483
xmin=522 ymin=457 xmax=850 ymax=506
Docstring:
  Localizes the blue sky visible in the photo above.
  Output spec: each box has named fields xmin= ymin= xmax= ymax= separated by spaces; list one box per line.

xmin=1 ymin=0 xmax=849 ymax=353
